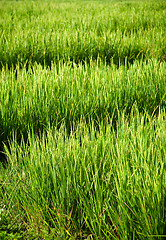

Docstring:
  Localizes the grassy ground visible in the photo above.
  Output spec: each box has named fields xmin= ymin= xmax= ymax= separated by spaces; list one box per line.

xmin=0 ymin=0 xmax=166 ymax=239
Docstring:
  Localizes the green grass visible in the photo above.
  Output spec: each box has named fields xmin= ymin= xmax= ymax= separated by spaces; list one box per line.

xmin=0 ymin=59 xmax=165 ymax=152
xmin=0 ymin=0 xmax=166 ymax=239
xmin=1 ymin=110 xmax=166 ymax=239
xmin=0 ymin=0 xmax=165 ymax=68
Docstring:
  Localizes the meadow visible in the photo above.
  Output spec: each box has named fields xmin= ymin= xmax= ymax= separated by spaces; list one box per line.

xmin=0 ymin=0 xmax=166 ymax=239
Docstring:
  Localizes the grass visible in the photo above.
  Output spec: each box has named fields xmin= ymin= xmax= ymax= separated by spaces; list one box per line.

xmin=0 ymin=0 xmax=165 ymax=68
xmin=1 ymin=110 xmax=166 ymax=239
xmin=0 ymin=59 xmax=165 ymax=150
xmin=0 ymin=0 xmax=166 ymax=239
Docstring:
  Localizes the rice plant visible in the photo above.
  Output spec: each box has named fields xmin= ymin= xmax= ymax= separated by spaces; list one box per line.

xmin=0 ymin=0 xmax=166 ymax=239
xmin=0 ymin=59 xmax=166 ymax=146
xmin=1 ymin=109 xmax=166 ymax=239
xmin=0 ymin=0 xmax=165 ymax=68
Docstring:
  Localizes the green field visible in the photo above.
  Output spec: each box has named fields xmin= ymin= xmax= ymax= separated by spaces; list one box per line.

xmin=0 ymin=0 xmax=166 ymax=239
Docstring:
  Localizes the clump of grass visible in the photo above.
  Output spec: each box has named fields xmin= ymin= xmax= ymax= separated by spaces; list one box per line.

xmin=1 ymin=109 xmax=166 ymax=239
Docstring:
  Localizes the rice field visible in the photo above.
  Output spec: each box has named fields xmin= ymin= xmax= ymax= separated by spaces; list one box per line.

xmin=0 ymin=0 xmax=166 ymax=239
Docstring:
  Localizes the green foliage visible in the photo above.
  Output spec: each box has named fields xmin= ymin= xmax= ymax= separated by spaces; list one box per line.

xmin=0 ymin=0 xmax=166 ymax=239
xmin=0 ymin=204 xmax=23 ymax=240
xmin=0 ymin=59 xmax=165 ymax=148
xmin=0 ymin=0 xmax=165 ymax=68
xmin=1 ymin=110 xmax=166 ymax=239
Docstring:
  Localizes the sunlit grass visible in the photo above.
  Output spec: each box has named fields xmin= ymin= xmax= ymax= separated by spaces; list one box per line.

xmin=0 ymin=59 xmax=165 ymax=148
xmin=1 ymin=109 xmax=166 ymax=239
xmin=0 ymin=0 xmax=166 ymax=239
xmin=0 ymin=0 xmax=165 ymax=68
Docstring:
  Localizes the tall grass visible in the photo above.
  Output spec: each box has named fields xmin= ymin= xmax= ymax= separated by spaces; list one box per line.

xmin=1 ymin=109 xmax=166 ymax=239
xmin=0 ymin=59 xmax=165 ymax=150
xmin=0 ymin=0 xmax=166 ymax=239
xmin=0 ymin=0 xmax=165 ymax=68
